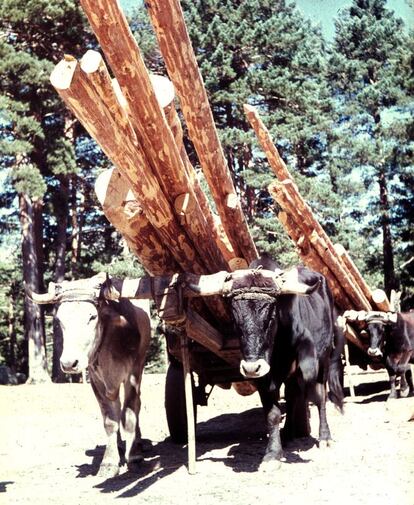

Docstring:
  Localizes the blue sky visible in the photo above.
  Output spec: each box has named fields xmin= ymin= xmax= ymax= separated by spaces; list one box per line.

xmin=121 ymin=0 xmax=413 ymax=40
xmin=295 ymin=0 xmax=413 ymax=39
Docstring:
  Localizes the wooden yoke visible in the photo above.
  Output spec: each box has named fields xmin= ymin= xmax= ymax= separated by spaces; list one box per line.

xmin=78 ymin=7 xmax=228 ymax=274
xmin=144 ymin=0 xmax=258 ymax=264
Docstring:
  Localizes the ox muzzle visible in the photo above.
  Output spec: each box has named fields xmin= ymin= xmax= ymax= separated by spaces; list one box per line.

xmin=367 ymin=347 xmax=383 ymax=358
xmin=240 ymin=359 xmax=270 ymax=379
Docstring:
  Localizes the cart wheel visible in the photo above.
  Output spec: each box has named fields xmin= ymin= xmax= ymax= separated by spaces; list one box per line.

xmin=165 ymin=360 xmax=197 ymax=444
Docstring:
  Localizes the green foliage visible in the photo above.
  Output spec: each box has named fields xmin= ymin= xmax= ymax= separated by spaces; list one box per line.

xmin=328 ymin=0 xmax=413 ymax=299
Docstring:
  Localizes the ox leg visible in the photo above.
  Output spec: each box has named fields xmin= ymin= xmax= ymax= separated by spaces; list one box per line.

xmin=91 ymin=379 xmax=122 ymax=478
xmin=388 ymin=373 xmax=398 ymax=399
xmin=282 ymin=376 xmax=310 ymax=441
xmin=258 ymin=387 xmax=283 ymax=469
xmin=311 ymin=382 xmax=332 ymax=447
xmin=407 ymin=367 xmax=414 ymax=396
xmin=385 ymin=355 xmax=401 ymax=399
xmin=122 ymin=376 xmax=144 ymax=468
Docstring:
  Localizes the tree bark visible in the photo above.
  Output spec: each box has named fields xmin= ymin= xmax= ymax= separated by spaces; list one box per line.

xmin=19 ymin=194 xmax=50 ymax=383
xmin=78 ymin=40 xmax=228 ymax=273
xmin=52 ymin=174 xmax=70 ymax=382
xmin=143 ymin=0 xmax=258 ymax=263
xmin=95 ymin=167 xmax=179 ymax=275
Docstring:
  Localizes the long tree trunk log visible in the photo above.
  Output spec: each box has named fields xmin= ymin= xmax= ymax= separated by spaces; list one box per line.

xmin=334 ymin=243 xmax=390 ymax=311
xmin=78 ymin=29 xmax=228 ymax=273
xmin=244 ymin=104 xmax=292 ymax=181
xmin=95 ymin=168 xmax=179 ymax=275
xmin=50 ymin=57 xmax=204 ymax=273
xmin=113 ymin=73 xmax=238 ymax=267
xmin=278 ymin=211 xmax=354 ymax=309
xmin=144 ymin=0 xmax=258 ymax=264
xmin=246 ymin=104 xmax=373 ymax=311
xmin=50 ymin=57 xmax=229 ymax=321
xmin=371 ymin=289 xmax=392 ymax=312
xmin=270 ymin=182 xmax=370 ymax=311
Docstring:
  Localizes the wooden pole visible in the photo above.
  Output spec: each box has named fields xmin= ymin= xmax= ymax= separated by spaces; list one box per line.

xmin=277 ymin=210 xmax=354 ymax=309
xmin=180 ymin=330 xmax=197 ymax=474
xmin=244 ymin=104 xmax=292 ymax=181
xmin=144 ymin=0 xmax=258 ymax=264
xmin=95 ymin=168 xmax=179 ymax=275
xmin=270 ymin=182 xmax=371 ymax=311
xmin=79 ymin=49 xmax=228 ymax=273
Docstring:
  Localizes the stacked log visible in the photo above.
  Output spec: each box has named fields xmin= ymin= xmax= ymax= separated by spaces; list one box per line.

xmin=144 ymin=0 xmax=258 ymax=265
xmin=244 ymin=104 xmax=391 ymax=316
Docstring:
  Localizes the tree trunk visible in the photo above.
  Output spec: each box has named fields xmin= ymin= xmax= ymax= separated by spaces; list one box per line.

xmin=70 ymin=175 xmax=80 ymax=279
xmin=19 ymin=193 xmax=50 ymax=383
xmin=378 ymin=169 xmax=397 ymax=296
xmin=8 ymin=286 xmax=16 ymax=372
xmin=52 ymin=174 xmax=69 ymax=382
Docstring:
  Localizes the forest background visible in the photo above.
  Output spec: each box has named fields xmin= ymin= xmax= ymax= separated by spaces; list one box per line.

xmin=0 ymin=0 xmax=412 ymax=383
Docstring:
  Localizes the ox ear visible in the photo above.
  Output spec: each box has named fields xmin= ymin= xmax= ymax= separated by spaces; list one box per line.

xmin=276 ymin=268 xmax=320 ymax=296
xmin=25 ymin=281 xmax=59 ymax=304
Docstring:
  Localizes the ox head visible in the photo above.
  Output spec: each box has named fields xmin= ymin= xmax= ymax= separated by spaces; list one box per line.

xmin=365 ymin=312 xmax=397 ymax=358
xmin=191 ymin=266 xmax=320 ymax=380
xmin=28 ymin=273 xmax=109 ymax=373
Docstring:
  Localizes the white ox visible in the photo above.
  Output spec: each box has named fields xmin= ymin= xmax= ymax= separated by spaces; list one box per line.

xmin=30 ymin=273 xmax=151 ymax=478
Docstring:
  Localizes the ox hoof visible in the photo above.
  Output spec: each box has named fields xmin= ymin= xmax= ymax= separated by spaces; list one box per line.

xmin=97 ymin=463 xmax=120 ymax=479
xmin=318 ymin=439 xmax=331 ymax=450
xmin=400 ymin=387 xmax=410 ymax=398
xmin=127 ymin=453 xmax=144 ymax=472
xmin=259 ymin=458 xmax=282 ymax=473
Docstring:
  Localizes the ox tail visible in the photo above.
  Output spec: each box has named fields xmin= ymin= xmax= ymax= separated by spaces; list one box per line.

xmin=328 ymin=315 xmax=345 ymax=413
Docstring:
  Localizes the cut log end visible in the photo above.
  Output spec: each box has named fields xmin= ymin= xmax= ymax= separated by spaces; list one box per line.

xmin=371 ymin=288 xmax=391 ymax=311
xmin=174 ymin=192 xmax=196 ymax=216
xmin=50 ymin=57 xmax=78 ymax=90
xmin=80 ymin=49 xmax=103 ymax=74
xmin=226 ymin=193 xmax=239 ymax=210
xmin=228 ymin=257 xmax=249 ymax=271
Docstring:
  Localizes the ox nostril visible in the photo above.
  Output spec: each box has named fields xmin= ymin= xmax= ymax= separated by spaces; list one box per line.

xmin=72 ymin=360 xmax=79 ymax=368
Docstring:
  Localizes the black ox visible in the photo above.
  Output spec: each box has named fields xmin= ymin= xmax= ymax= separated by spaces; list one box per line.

xmin=366 ymin=311 xmax=414 ymax=399
xmin=226 ymin=257 xmax=344 ymax=468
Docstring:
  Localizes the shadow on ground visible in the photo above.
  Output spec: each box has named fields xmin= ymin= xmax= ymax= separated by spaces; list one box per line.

xmin=75 ymin=406 xmax=317 ymax=498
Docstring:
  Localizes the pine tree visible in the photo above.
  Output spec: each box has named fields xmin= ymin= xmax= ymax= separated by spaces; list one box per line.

xmin=328 ymin=0 xmax=413 ymax=298
xmin=0 ymin=0 xmax=93 ymax=381
xmin=180 ymin=0 xmax=339 ymax=264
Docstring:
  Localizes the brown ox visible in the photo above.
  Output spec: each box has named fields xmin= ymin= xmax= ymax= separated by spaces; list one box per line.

xmin=30 ymin=273 xmax=151 ymax=478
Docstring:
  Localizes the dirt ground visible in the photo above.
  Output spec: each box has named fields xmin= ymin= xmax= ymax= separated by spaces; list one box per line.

xmin=1 ymin=367 xmax=413 ymax=505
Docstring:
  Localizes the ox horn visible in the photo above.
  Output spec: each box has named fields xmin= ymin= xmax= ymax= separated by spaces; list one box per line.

xmin=25 ymin=282 xmax=59 ymax=304
xmin=275 ymin=268 xmax=320 ymax=295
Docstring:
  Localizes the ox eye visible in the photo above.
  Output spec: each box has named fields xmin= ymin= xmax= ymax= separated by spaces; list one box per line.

xmin=89 ymin=314 xmax=98 ymax=321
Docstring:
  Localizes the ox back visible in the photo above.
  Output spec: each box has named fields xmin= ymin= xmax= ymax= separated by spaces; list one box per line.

xmin=230 ymin=257 xmax=344 ymax=468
